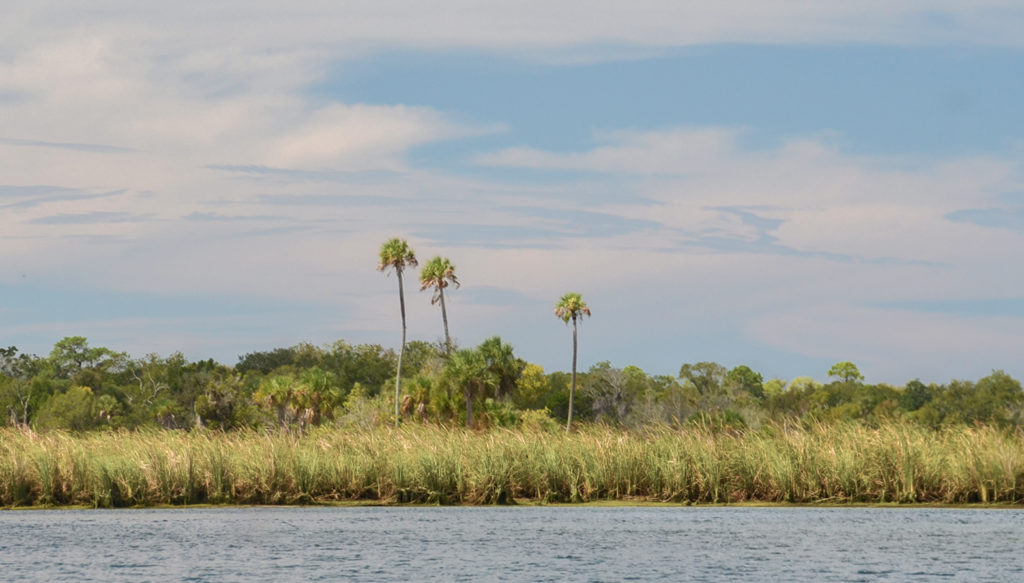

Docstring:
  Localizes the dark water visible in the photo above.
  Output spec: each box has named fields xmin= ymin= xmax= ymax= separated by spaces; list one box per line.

xmin=1 ymin=506 xmax=1022 ymax=582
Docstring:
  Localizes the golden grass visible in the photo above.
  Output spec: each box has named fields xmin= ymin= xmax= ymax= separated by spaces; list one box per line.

xmin=1 ymin=422 xmax=1022 ymax=508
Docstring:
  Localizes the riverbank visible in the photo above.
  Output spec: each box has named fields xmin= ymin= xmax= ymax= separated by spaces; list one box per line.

xmin=2 ymin=423 xmax=1022 ymax=508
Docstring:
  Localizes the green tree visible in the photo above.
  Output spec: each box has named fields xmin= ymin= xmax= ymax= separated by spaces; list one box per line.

xmin=122 ymin=352 xmax=186 ymax=426
xmin=378 ymin=237 xmax=418 ymax=426
xmin=297 ymin=366 xmax=343 ymax=426
xmin=513 ymin=363 xmax=550 ymax=410
xmin=236 ymin=347 xmax=298 ymax=375
xmin=762 ymin=378 xmax=787 ymax=398
xmin=442 ymin=348 xmax=497 ymax=428
xmin=48 ymin=337 xmax=126 ymax=392
xmin=35 ymin=386 xmax=96 ymax=431
xmin=323 ymin=341 xmax=398 ymax=397
xmin=254 ymin=374 xmax=299 ymax=428
xmin=900 ymin=379 xmax=934 ymax=412
xmin=583 ymin=362 xmax=634 ymax=425
xmin=478 ymin=336 xmax=523 ymax=398
xmin=828 ymin=361 xmax=864 ymax=384
xmin=0 ymin=347 xmax=44 ymax=426
xmin=193 ymin=371 xmax=255 ymax=430
xmin=419 ymin=256 xmax=460 ymax=355
xmin=726 ymin=365 xmax=765 ymax=399
xmin=678 ymin=362 xmax=727 ymax=395
xmin=554 ymin=292 xmax=591 ymax=432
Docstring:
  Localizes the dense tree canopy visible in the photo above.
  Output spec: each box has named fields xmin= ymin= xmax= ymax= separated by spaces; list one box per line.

xmin=3 ymin=338 xmax=1024 ymax=434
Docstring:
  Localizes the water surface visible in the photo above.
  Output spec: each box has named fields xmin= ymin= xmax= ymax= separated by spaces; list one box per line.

xmin=1 ymin=506 xmax=1021 ymax=582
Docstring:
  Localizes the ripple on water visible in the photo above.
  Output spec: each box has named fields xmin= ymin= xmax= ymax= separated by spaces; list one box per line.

xmin=1 ymin=506 xmax=1023 ymax=582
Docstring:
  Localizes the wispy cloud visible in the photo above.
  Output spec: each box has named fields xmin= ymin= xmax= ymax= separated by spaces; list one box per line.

xmin=183 ymin=211 xmax=285 ymax=222
xmin=0 ymin=137 xmax=134 ymax=153
xmin=29 ymin=211 xmax=156 ymax=225
xmin=0 ymin=186 xmax=127 ymax=210
xmin=946 ymin=207 xmax=1024 ymax=231
xmin=208 ymin=164 xmax=406 ymax=183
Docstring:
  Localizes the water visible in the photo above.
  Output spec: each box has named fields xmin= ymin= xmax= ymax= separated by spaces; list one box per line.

xmin=1 ymin=506 xmax=1022 ymax=582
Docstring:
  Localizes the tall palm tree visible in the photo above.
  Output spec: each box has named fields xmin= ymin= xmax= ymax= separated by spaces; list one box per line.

xmin=419 ymin=256 xmax=459 ymax=355
xmin=378 ymin=237 xmax=417 ymax=427
xmin=554 ymin=292 xmax=591 ymax=432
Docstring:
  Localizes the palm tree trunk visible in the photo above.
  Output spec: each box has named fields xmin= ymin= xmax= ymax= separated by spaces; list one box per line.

xmin=395 ymin=268 xmax=406 ymax=427
xmin=465 ymin=385 xmax=473 ymax=429
xmin=567 ymin=315 xmax=577 ymax=432
xmin=439 ymin=286 xmax=451 ymax=355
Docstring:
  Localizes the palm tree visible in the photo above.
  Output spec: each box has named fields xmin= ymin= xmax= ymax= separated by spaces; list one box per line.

xmin=478 ymin=335 xmax=522 ymax=398
xmin=554 ymin=292 xmax=591 ymax=432
xmin=378 ymin=237 xmax=417 ymax=427
xmin=442 ymin=347 xmax=497 ymax=428
xmin=419 ymin=256 xmax=459 ymax=355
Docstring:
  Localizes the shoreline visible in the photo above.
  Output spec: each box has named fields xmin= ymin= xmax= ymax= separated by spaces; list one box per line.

xmin=5 ymin=499 xmax=1024 ymax=511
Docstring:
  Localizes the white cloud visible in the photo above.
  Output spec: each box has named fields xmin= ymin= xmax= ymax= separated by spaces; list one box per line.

xmin=3 ymin=2 xmax=1024 ymax=382
xmin=475 ymin=128 xmax=1024 ymax=265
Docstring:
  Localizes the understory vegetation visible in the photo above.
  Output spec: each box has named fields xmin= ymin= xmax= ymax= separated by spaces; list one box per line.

xmin=2 ymin=423 xmax=1022 ymax=508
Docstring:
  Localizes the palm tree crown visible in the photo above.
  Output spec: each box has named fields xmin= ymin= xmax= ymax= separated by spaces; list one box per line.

xmin=554 ymin=292 xmax=591 ymax=324
xmin=419 ymin=256 xmax=459 ymax=303
xmin=377 ymin=238 xmax=418 ymax=275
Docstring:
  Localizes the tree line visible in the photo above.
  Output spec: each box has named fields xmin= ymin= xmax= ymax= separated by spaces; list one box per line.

xmin=2 ymin=336 xmax=1022 ymax=432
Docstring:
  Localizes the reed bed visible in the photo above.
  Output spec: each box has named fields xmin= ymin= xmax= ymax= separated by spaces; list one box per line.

xmin=1 ymin=422 xmax=1022 ymax=508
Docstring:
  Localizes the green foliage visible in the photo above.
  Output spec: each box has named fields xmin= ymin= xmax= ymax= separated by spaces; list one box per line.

xmin=419 ymin=256 xmax=459 ymax=300
xmin=513 ymin=363 xmax=550 ymax=410
xmin=478 ymin=336 xmax=523 ymax=397
xmin=828 ymin=361 xmax=864 ymax=384
xmin=11 ymin=337 xmax=1024 ymax=435
xmin=0 ymin=348 xmax=49 ymax=427
xmin=193 ymin=372 xmax=257 ymax=430
xmin=442 ymin=347 xmax=498 ymax=428
xmin=48 ymin=336 xmax=126 ymax=383
xmin=901 ymin=379 xmax=934 ymax=412
xmin=679 ymin=362 xmax=727 ymax=395
xmin=35 ymin=386 xmax=97 ymax=431
xmin=377 ymin=237 xmax=418 ymax=275
xmin=763 ymin=378 xmax=787 ymax=397
xmin=553 ymin=292 xmax=591 ymax=324
xmin=726 ymin=365 xmax=765 ymax=399
xmin=236 ymin=347 xmax=298 ymax=375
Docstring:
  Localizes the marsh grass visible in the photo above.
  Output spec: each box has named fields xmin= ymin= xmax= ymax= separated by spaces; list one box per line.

xmin=1 ymin=422 xmax=1022 ymax=508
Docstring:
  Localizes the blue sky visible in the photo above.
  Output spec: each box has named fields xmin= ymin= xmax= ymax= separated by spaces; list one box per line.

xmin=2 ymin=2 xmax=1024 ymax=384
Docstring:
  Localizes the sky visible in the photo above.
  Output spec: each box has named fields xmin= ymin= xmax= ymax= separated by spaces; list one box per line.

xmin=2 ymin=1 xmax=1024 ymax=384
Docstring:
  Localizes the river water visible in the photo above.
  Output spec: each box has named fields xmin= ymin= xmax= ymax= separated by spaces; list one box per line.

xmin=1 ymin=506 xmax=1022 ymax=582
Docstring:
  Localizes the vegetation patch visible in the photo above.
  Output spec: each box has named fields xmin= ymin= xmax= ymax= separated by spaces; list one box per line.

xmin=2 ymin=423 xmax=1022 ymax=508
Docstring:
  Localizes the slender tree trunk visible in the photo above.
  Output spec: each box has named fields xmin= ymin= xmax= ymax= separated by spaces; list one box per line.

xmin=465 ymin=385 xmax=473 ymax=429
xmin=439 ymin=286 xmax=451 ymax=356
xmin=395 ymin=268 xmax=406 ymax=427
xmin=567 ymin=316 xmax=578 ymax=432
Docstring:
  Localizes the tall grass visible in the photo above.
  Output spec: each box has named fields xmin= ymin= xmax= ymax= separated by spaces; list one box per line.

xmin=1 ymin=422 xmax=1022 ymax=507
